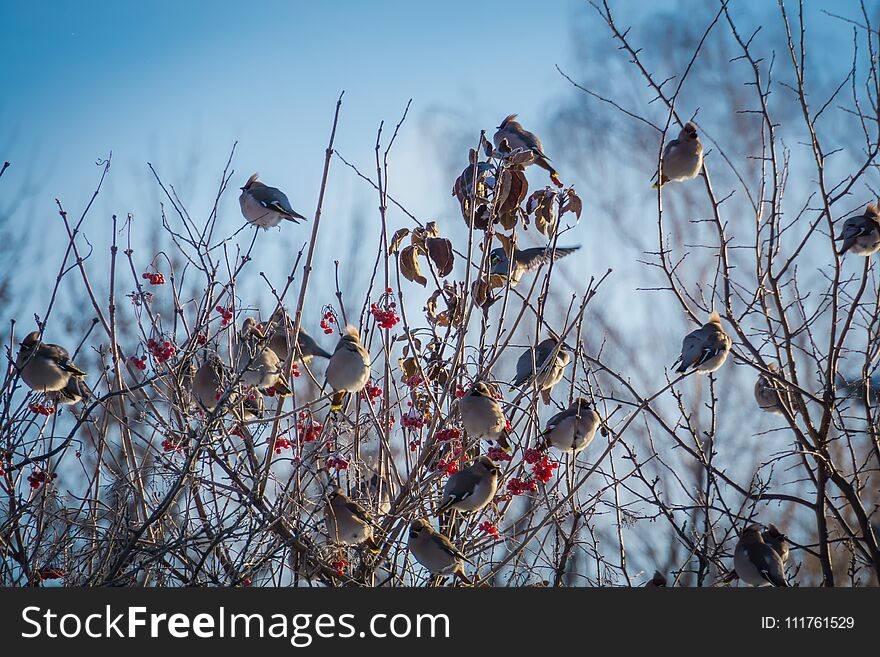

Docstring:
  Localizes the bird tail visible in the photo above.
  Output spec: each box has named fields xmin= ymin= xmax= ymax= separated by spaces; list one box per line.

xmin=496 ymin=431 xmax=512 ymax=453
xmin=330 ymin=391 xmax=347 ymax=411
xmin=364 ymin=535 xmax=382 ymax=554
xmin=60 ymin=362 xmax=87 ymax=377
xmin=272 ymin=375 xmax=292 ymax=397
xmin=284 ymin=210 xmax=308 ymax=223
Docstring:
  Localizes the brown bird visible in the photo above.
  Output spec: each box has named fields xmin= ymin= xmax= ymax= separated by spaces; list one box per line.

xmin=674 ymin=312 xmax=731 ymax=374
xmin=493 ymin=114 xmax=563 ymax=188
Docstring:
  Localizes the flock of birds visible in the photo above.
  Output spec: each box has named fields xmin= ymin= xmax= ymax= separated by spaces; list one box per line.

xmin=12 ymin=113 xmax=880 ymax=586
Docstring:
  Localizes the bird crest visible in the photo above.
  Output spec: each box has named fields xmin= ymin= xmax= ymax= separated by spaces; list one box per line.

xmin=498 ymin=113 xmax=518 ymax=129
xmin=243 ymin=173 xmax=260 ymax=190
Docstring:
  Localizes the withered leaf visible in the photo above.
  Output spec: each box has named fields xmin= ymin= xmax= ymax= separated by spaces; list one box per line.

xmin=389 ymin=228 xmax=410 ymax=255
xmin=560 ymin=188 xmax=583 ymax=221
xmin=399 ymin=245 xmax=427 ymax=286
xmin=426 ymin=238 xmax=454 ymax=277
xmin=398 ymin=356 xmax=421 ymax=384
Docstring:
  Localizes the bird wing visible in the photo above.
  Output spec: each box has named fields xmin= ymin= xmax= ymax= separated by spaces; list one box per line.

xmin=517 ymin=247 xmax=555 ymax=272
xmin=250 ymin=185 xmax=304 ymax=219
xmin=442 ymin=470 xmax=481 ymax=507
xmin=513 ymin=347 xmax=537 ymax=385
xmin=343 ymin=499 xmax=373 ymax=525
xmin=543 ymin=406 xmax=574 ymax=433
xmin=431 ymin=532 xmax=472 ymax=564
xmin=677 ymin=328 xmax=707 ymax=370
xmin=837 ymin=215 xmax=872 ymax=241
xmin=747 ymin=545 xmax=787 ymax=587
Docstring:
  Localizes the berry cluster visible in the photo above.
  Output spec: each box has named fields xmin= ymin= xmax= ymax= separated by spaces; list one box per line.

xmin=487 ymin=446 xmax=513 ymax=462
xmin=146 ymin=337 xmax=176 ymax=363
xmin=130 ymin=355 xmax=148 ymax=370
xmin=524 ymin=448 xmax=558 ymax=482
xmin=409 ymin=438 xmax=421 ymax=452
xmin=216 ymin=305 xmax=234 ymax=326
xmin=296 ymin=411 xmax=323 ymax=443
xmin=434 ymin=427 xmax=461 ymax=442
xmin=478 ymin=520 xmax=500 ymax=539
xmin=290 ymin=362 xmax=301 ymax=378
xmin=362 ymin=381 xmax=382 ymax=404
xmin=332 ymin=559 xmax=347 ymax=577
xmin=264 ymin=386 xmax=277 ymax=397
xmin=506 ymin=477 xmax=538 ymax=496
xmin=274 ymin=436 xmax=292 ymax=454
xmin=28 ymin=402 xmax=56 ymax=416
xmin=320 ymin=306 xmax=337 ymax=335
xmin=196 ymin=333 xmax=208 ymax=345
xmin=142 ymin=271 xmax=165 ymax=285
xmin=161 ymin=438 xmax=184 ymax=454
xmin=401 ymin=408 xmax=426 ymax=431
xmin=455 ymin=384 xmax=466 ymax=399
xmin=37 ymin=567 xmax=65 ymax=581
xmin=493 ymin=493 xmax=513 ymax=504
xmin=241 ymin=578 xmax=252 ymax=587
xmin=404 ymin=373 xmax=425 ymax=389
xmin=371 ymin=288 xmax=401 ymax=329
xmin=27 ymin=469 xmax=57 ymax=490
xmin=326 ymin=456 xmax=349 ymax=471
xmin=504 ymin=418 xmax=512 ymax=432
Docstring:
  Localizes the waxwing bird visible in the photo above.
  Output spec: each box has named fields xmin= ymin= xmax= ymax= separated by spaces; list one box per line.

xmin=541 ymin=397 xmax=601 ymax=454
xmin=436 ymin=456 xmax=500 ymax=515
xmin=836 ymin=203 xmax=880 ymax=256
xmin=459 ymin=382 xmax=511 ymax=452
xmin=674 ymin=312 xmax=731 ymax=374
xmin=652 ymin=121 xmax=703 ymax=188
xmin=762 ymin=524 xmax=790 ymax=564
xmin=645 ymin=571 xmax=668 ymax=587
xmin=265 ymin=308 xmax=332 ymax=364
xmin=239 ymin=173 xmax=307 ymax=229
xmin=493 ymin=114 xmax=563 ymax=188
xmin=325 ymin=325 xmax=371 ymax=410
xmin=408 ymin=519 xmax=472 ymax=585
xmin=231 ymin=387 xmax=265 ymax=422
xmin=324 ymin=488 xmax=380 ymax=551
xmin=490 ymin=245 xmax=580 ymax=287
xmin=513 ymin=335 xmax=572 ymax=405
xmin=191 ymin=354 xmax=227 ymax=412
xmin=16 ymin=331 xmax=87 ymax=393
xmin=234 ymin=318 xmax=291 ymax=395
xmin=754 ymin=364 xmax=793 ymax=416
xmin=734 ymin=524 xmax=788 ymax=587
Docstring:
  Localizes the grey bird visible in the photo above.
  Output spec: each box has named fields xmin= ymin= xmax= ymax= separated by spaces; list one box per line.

xmin=239 ymin=173 xmax=307 ymax=229
xmin=512 ymin=335 xmax=572 ymax=405
xmin=754 ymin=364 xmax=793 ymax=416
xmin=734 ymin=524 xmax=788 ymax=587
xmin=436 ymin=456 xmax=500 ymax=515
xmin=324 ymin=487 xmax=380 ymax=551
xmin=233 ymin=318 xmax=291 ymax=395
xmin=325 ymin=325 xmax=371 ymax=410
xmin=762 ymin=524 xmax=790 ymax=564
xmin=459 ymin=382 xmax=511 ymax=452
xmin=265 ymin=308 xmax=332 ymax=364
xmin=836 ymin=203 xmax=880 ymax=256
xmin=191 ymin=354 xmax=227 ymax=412
xmin=674 ymin=312 xmax=731 ymax=374
xmin=16 ymin=331 xmax=87 ymax=393
xmin=493 ymin=114 xmax=562 ymax=188
xmin=408 ymin=519 xmax=472 ymax=584
xmin=540 ymin=397 xmax=601 ymax=454
xmin=652 ymin=121 xmax=703 ymax=188
xmin=489 ymin=245 xmax=580 ymax=287
xmin=644 ymin=571 xmax=668 ymax=587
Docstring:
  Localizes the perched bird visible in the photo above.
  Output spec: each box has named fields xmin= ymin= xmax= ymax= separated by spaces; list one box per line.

xmin=265 ymin=308 xmax=332 ymax=364
xmin=493 ymin=114 xmax=563 ymax=188
xmin=762 ymin=524 xmax=790 ymax=564
xmin=15 ymin=331 xmax=87 ymax=393
xmin=734 ymin=524 xmax=788 ymax=587
xmin=324 ymin=487 xmax=380 ymax=551
xmin=674 ymin=312 xmax=731 ymax=374
xmin=234 ymin=318 xmax=291 ymax=395
xmin=835 ymin=203 xmax=880 ymax=256
xmin=436 ymin=456 xmax=500 ymax=515
xmin=231 ymin=387 xmax=265 ymax=422
xmin=652 ymin=121 xmax=703 ymax=188
xmin=489 ymin=245 xmax=580 ymax=287
xmin=512 ymin=335 xmax=572 ymax=405
xmin=191 ymin=354 xmax=227 ymax=412
xmin=541 ymin=397 xmax=601 ymax=454
xmin=645 ymin=571 xmax=668 ymax=587
xmin=54 ymin=376 xmax=91 ymax=406
xmin=754 ymin=364 xmax=793 ymax=416
xmin=325 ymin=325 xmax=371 ymax=410
xmin=459 ymin=382 xmax=511 ymax=452
xmin=408 ymin=519 xmax=472 ymax=584
xmin=239 ymin=173 xmax=307 ymax=229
